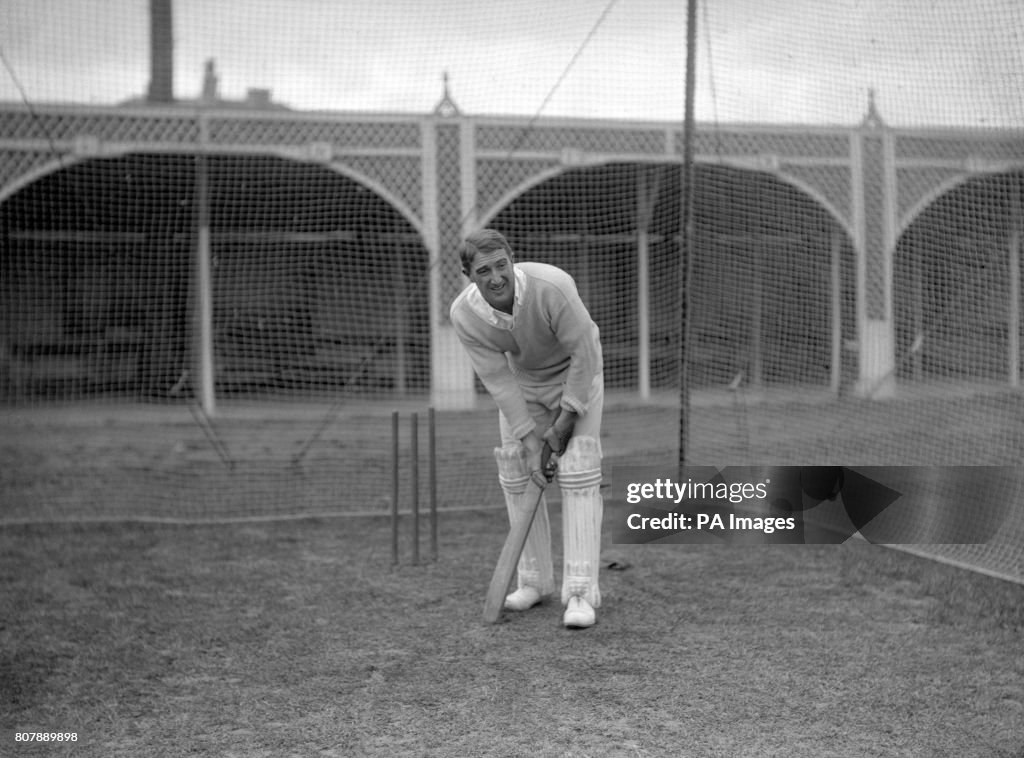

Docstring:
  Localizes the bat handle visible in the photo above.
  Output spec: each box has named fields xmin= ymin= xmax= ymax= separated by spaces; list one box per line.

xmin=538 ymin=442 xmax=557 ymax=483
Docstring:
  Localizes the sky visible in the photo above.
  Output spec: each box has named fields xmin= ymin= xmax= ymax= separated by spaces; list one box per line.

xmin=1 ymin=0 xmax=1022 ymax=128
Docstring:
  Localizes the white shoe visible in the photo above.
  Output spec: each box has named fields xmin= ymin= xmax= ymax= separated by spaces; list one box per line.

xmin=563 ymin=596 xmax=596 ymax=628
xmin=504 ymin=586 xmax=543 ymax=611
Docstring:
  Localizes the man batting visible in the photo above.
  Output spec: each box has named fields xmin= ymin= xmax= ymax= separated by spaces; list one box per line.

xmin=450 ymin=228 xmax=605 ymax=629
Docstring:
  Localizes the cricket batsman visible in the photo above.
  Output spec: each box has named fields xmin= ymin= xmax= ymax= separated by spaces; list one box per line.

xmin=450 ymin=228 xmax=605 ymax=628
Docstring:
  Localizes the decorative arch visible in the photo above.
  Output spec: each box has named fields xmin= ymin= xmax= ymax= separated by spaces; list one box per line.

xmin=478 ymin=162 xmax=567 ymax=228
xmin=478 ymin=156 xmax=855 ymax=247
xmin=775 ymin=168 xmax=855 ymax=244
xmin=0 ymin=155 xmax=83 ymax=204
xmin=892 ymin=167 xmax=1024 ymax=384
xmin=0 ymin=148 xmax=428 ymax=246
xmin=898 ymin=163 xmax=1024 ymax=240
xmin=483 ymin=158 xmax=852 ymax=393
xmin=0 ymin=147 xmax=432 ymax=401
xmin=320 ymin=156 xmax=426 ymax=242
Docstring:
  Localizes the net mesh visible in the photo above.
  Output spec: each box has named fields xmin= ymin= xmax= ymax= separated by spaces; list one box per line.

xmin=0 ymin=1 xmax=1022 ymax=582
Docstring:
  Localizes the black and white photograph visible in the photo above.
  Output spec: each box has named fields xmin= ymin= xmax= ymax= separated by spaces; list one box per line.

xmin=1 ymin=1 xmax=1022 ymax=755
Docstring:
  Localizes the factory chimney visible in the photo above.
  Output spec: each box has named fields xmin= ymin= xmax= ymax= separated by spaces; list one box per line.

xmin=147 ymin=0 xmax=174 ymax=103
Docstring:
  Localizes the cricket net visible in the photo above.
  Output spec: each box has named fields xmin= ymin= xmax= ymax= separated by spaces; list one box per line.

xmin=0 ymin=1 xmax=1022 ymax=582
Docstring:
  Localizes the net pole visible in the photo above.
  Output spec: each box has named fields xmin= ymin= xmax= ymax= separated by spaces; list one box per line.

xmin=193 ymin=131 xmax=215 ymax=416
xmin=411 ymin=411 xmax=420 ymax=566
xmin=637 ymin=168 xmax=653 ymax=402
xmin=1009 ymin=178 xmax=1021 ymax=388
xmin=428 ymin=406 xmax=438 ymax=562
xmin=678 ymin=0 xmax=698 ymax=471
xmin=391 ymin=411 xmax=400 ymax=565
xmin=830 ymin=229 xmax=843 ymax=395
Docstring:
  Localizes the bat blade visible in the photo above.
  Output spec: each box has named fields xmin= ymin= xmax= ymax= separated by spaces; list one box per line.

xmin=482 ymin=445 xmax=555 ymax=623
xmin=481 ymin=477 xmax=546 ymax=623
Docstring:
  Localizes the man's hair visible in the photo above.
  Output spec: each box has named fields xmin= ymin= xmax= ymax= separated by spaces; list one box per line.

xmin=459 ymin=228 xmax=514 ymax=274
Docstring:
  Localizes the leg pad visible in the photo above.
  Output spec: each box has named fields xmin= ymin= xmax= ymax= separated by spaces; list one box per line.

xmin=494 ymin=444 xmax=555 ymax=596
xmin=557 ymin=436 xmax=603 ymax=607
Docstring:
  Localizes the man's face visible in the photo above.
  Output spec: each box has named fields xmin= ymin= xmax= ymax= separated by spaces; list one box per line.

xmin=467 ymin=247 xmax=515 ymax=314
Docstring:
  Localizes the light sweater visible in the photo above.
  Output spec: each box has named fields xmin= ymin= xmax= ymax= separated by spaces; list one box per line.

xmin=449 ymin=261 xmax=603 ymax=440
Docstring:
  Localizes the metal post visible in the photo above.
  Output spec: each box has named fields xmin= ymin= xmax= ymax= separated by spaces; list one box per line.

xmin=751 ymin=238 xmax=764 ymax=389
xmin=830 ymin=229 xmax=843 ymax=394
xmin=1009 ymin=179 xmax=1021 ymax=387
xmin=194 ymin=115 xmax=215 ymax=416
xmin=391 ymin=411 xmax=399 ymax=565
xmin=637 ymin=167 xmax=657 ymax=401
xmin=638 ymin=228 xmax=651 ymax=400
xmin=411 ymin=411 xmax=420 ymax=565
xmin=678 ymin=0 xmax=698 ymax=471
xmin=428 ymin=406 xmax=438 ymax=561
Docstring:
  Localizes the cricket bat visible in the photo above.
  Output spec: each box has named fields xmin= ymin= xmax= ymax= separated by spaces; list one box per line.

xmin=482 ymin=444 xmax=554 ymax=623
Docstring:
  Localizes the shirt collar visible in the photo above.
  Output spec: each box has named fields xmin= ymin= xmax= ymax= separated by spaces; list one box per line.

xmin=466 ymin=265 xmax=527 ymax=329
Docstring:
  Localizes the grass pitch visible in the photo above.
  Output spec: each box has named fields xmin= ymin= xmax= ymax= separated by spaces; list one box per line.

xmin=2 ymin=388 xmax=1022 ymax=755
xmin=2 ymin=509 xmax=1022 ymax=757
